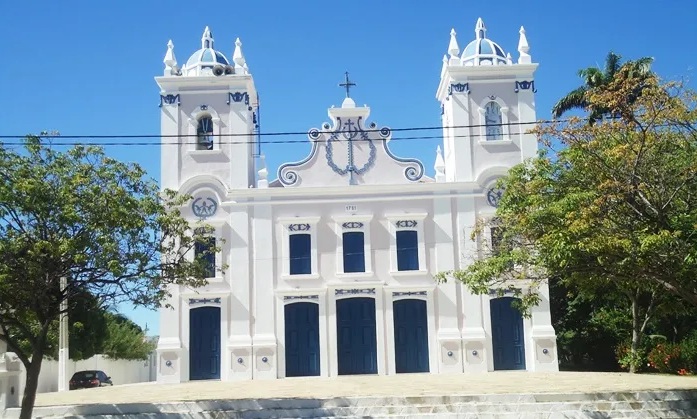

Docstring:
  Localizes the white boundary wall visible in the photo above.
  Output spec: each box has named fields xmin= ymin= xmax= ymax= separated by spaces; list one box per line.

xmin=20 ymin=353 xmax=156 ymax=395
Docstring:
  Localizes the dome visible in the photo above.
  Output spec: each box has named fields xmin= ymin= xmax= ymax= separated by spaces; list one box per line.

xmin=185 ymin=48 xmax=230 ymax=67
xmin=181 ymin=26 xmax=233 ymax=77
xmin=460 ymin=18 xmax=510 ymax=66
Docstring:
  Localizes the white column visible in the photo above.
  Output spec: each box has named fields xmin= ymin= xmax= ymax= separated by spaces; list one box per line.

xmin=529 ymin=281 xmax=558 ymax=371
xmin=252 ymin=201 xmax=276 ymax=379
xmin=433 ymin=195 xmax=462 ymax=373
xmin=156 ymin=291 xmax=184 ymax=383
xmin=444 ymin=84 xmax=473 ymax=182
xmin=227 ymin=99 xmax=253 ymax=190
xmin=227 ymin=208 xmax=253 ymax=380
xmin=58 ymin=276 xmax=68 ymax=391
xmin=516 ymin=79 xmax=538 ymax=160
xmin=457 ymin=198 xmax=489 ymax=372
xmin=159 ymin=97 xmax=180 ymax=190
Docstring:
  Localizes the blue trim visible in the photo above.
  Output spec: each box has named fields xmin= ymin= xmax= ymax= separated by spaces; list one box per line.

xmin=192 ymin=197 xmax=217 ymax=218
xmin=515 ymin=80 xmax=537 ymax=93
xmin=448 ymin=83 xmax=470 ymax=95
xmin=278 ymin=136 xmax=320 ymax=186
xmin=341 ymin=221 xmax=364 ymax=229
xmin=393 ymin=291 xmax=427 ymax=297
xmin=380 ymin=127 xmax=424 ymax=181
xmin=159 ymin=94 xmax=180 ymax=107
xmin=283 ymin=295 xmax=319 ymax=301
xmin=288 ymin=223 xmax=310 ymax=232
xmin=189 ymin=297 xmax=221 ymax=305
xmin=335 ymin=288 xmax=375 ymax=296
xmin=227 ymin=92 xmax=250 ymax=105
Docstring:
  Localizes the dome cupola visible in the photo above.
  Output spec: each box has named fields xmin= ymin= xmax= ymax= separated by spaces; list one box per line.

xmin=461 ymin=18 xmax=509 ymax=66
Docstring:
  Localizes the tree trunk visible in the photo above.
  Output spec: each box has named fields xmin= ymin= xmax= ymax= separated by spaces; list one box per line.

xmin=629 ymin=293 xmax=641 ymax=374
xmin=19 ymin=338 xmax=46 ymax=419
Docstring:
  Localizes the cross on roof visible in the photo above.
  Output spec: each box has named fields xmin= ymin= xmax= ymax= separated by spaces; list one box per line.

xmin=339 ymin=71 xmax=356 ymax=99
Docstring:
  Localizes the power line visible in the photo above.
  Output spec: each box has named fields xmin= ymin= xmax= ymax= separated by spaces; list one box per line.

xmin=0 ymin=119 xmax=562 ymax=146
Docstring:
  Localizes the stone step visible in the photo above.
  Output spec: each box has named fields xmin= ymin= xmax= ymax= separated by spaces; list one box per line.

xmin=9 ymin=391 xmax=697 ymax=418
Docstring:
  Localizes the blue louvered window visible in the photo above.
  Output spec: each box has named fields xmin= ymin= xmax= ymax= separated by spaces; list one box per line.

xmin=342 ymin=232 xmax=365 ymax=273
xmin=396 ymin=230 xmax=419 ymax=271
xmin=289 ymin=234 xmax=312 ymax=275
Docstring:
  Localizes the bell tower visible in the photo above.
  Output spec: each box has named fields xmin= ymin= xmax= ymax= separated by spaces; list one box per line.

xmin=157 ymin=27 xmax=258 ymax=192
xmin=436 ymin=19 xmax=538 ymax=184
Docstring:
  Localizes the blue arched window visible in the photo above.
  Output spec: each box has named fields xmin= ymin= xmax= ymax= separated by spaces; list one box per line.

xmin=197 ymin=116 xmax=214 ymax=150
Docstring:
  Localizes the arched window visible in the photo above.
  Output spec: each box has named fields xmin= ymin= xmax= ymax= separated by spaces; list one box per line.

xmin=484 ymin=102 xmax=503 ymax=141
xmin=196 ymin=116 xmax=214 ymax=150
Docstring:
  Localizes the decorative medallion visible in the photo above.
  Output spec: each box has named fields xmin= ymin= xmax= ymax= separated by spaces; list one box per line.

xmin=488 ymin=95 xmax=497 ymax=101
xmin=335 ymin=288 xmax=375 ymax=296
xmin=283 ymin=295 xmax=319 ymax=301
xmin=159 ymin=94 xmax=180 ymax=107
xmin=514 ymin=80 xmax=537 ymax=93
xmin=393 ymin=291 xmax=427 ymax=297
xmin=189 ymin=297 xmax=221 ymax=305
xmin=486 ymin=187 xmax=505 ymax=208
xmin=395 ymin=220 xmax=418 ymax=228
xmin=227 ymin=91 xmax=250 ymax=105
xmin=288 ymin=223 xmax=311 ymax=232
xmin=200 ymin=104 xmax=208 ymax=110
xmin=192 ymin=197 xmax=218 ymax=218
xmin=341 ymin=221 xmax=364 ymax=229
xmin=449 ymin=83 xmax=470 ymax=95
xmin=326 ymin=117 xmax=377 ymax=185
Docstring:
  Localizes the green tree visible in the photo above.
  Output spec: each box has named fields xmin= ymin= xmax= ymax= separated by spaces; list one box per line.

xmin=439 ymin=70 xmax=697 ymax=372
xmin=552 ymin=52 xmax=653 ymax=124
xmin=101 ymin=313 xmax=155 ymax=360
xmin=0 ymin=138 xmax=219 ymax=419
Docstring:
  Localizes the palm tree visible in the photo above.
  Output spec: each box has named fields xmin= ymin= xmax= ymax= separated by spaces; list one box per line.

xmin=552 ymin=52 xmax=653 ymax=124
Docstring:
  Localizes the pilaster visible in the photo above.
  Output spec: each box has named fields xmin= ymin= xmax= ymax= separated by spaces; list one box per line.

xmin=252 ymin=200 xmax=277 ymax=379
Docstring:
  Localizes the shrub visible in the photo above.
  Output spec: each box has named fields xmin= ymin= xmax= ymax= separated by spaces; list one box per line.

xmin=647 ymin=343 xmax=683 ymax=374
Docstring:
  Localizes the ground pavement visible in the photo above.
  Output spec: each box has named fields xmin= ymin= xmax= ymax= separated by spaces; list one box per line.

xmin=35 ymin=371 xmax=697 ymax=407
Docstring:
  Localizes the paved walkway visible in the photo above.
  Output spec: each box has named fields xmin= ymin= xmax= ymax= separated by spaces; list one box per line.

xmin=35 ymin=372 xmax=697 ymax=407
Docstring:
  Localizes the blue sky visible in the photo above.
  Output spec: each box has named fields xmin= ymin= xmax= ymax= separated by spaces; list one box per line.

xmin=1 ymin=1 xmax=695 ymax=335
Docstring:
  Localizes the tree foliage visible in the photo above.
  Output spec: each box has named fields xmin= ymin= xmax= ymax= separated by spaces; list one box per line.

xmin=0 ymin=138 xmax=219 ymax=418
xmin=439 ymin=68 xmax=697 ymax=372
xmin=101 ymin=313 xmax=155 ymax=361
xmin=552 ymin=51 xmax=654 ymax=124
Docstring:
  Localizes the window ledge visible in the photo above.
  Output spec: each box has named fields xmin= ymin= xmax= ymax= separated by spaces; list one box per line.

xmin=205 ymin=276 xmax=225 ymax=283
xmin=188 ymin=149 xmax=228 ymax=162
xmin=281 ymin=273 xmax=321 ymax=281
xmin=478 ymin=139 xmax=514 ymax=146
xmin=334 ymin=271 xmax=374 ymax=280
xmin=389 ymin=269 xmax=429 ymax=277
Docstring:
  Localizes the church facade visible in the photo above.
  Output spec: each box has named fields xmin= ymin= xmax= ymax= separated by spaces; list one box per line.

xmin=156 ymin=19 xmax=558 ymax=383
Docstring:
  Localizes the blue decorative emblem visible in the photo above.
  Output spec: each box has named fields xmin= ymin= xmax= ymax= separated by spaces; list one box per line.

xmin=200 ymin=104 xmax=208 ymax=110
xmin=227 ymin=92 xmax=250 ymax=105
xmin=192 ymin=197 xmax=218 ymax=218
xmin=283 ymin=295 xmax=319 ymax=301
xmin=393 ymin=291 xmax=427 ymax=297
xmin=486 ymin=187 xmax=505 ymax=207
xmin=159 ymin=94 xmax=180 ymax=107
xmin=288 ymin=223 xmax=310 ymax=232
xmin=326 ymin=117 xmax=377 ymax=185
xmin=395 ymin=220 xmax=417 ymax=228
xmin=335 ymin=288 xmax=375 ymax=296
xmin=341 ymin=221 xmax=364 ymax=229
xmin=449 ymin=83 xmax=470 ymax=95
xmin=189 ymin=297 xmax=221 ymax=305
xmin=514 ymin=80 xmax=537 ymax=93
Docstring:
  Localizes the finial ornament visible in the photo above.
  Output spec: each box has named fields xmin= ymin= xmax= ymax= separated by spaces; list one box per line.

xmin=339 ymin=72 xmax=356 ymax=99
xmin=435 ymin=145 xmax=446 ymax=182
xmin=518 ymin=26 xmax=531 ymax=64
xmin=448 ymin=28 xmax=460 ymax=58
xmin=163 ymin=40 xmax=178 ymax=75
xmin=233 ymin=37 xmax=246 ymax=68
xmin=475 ymin=17 xmax=486 ymax=39
xmin=201 ymin=26 xmax=214 ymax=49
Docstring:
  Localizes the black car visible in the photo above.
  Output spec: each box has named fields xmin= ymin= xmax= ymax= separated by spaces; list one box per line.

xmin=69 ymin=370 xmax=113 ymax=390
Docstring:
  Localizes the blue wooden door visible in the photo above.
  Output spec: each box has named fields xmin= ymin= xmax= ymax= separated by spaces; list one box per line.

xmin=189 ymin=306 xmax=221 ymax=380
xmin=393 ymin=299 xmax=429 ymax=373
xmin=336 ymin=298 xmax=377 ymax=375
xmin=490 ymin=297 xmax=526 ymax=370
xmin=284 ymin=302 xmax=320 ymax=377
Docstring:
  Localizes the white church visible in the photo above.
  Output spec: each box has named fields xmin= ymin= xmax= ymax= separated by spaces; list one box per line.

xmin=155 ymin=18 xmax=558 ymax=383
